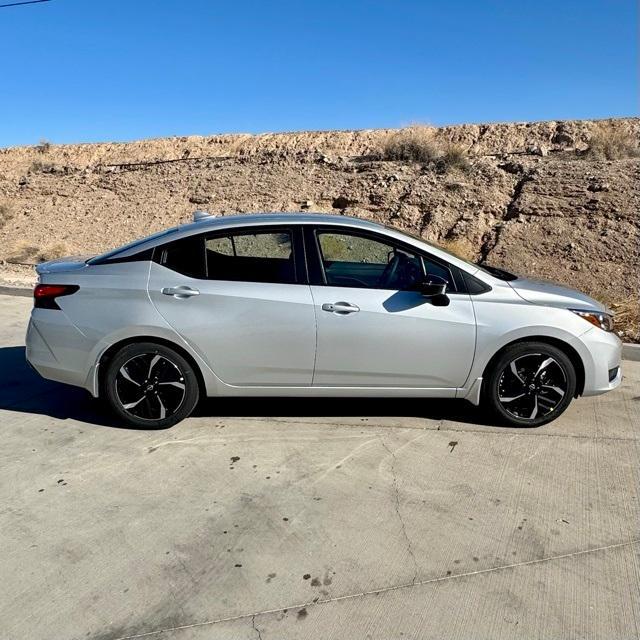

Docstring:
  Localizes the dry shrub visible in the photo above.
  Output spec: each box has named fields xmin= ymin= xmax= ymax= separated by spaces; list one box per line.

xmin=36 ymin=139 xmax=51 ymax=153
xmin=610 ymin=297 xmax=640 ymax=343
xmin=439 ymin=143 xmax=470 ymax=171
xmin=6 ymin=241 xmax=38 ymax=263
xmin=37 ymin=242 xmax=72 ymax=262
xmin=381 ymin=126 xmax=470 ymax=171
xmin=29 ymin=160 xmax=56 ymax=173
xmin=584 ymin=123 xmax=639 ymax=160
xmin=438 ymin=237 xmax=477 ymax=261
xmin=7 ymin=240 xmax=72 ymax=263
xmin=0 ymin=202 xmax=15 ymax=228
xmin=382 ymin=126 xmax=440 ymax=163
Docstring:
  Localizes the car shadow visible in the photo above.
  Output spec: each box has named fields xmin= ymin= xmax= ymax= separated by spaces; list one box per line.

xmin=0 ymin=345 xmax=503 ymax=430
xmin=197 ymin=396 xmax=494 ymax=426
xmin=0 ymin=345 xmax=122 ymax=427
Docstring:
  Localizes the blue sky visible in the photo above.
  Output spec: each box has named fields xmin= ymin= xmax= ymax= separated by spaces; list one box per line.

xmin=0 ymin=0 xmax=636 ymax=146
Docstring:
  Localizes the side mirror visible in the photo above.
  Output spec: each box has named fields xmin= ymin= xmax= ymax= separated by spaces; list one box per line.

xmin=418 ymin=277 xmax=448 ymax=297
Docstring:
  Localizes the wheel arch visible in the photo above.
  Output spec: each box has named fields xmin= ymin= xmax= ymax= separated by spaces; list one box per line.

xmin=96 ymin=336 xmax=208 ymax=399
xmin=482 ymin=335 xmax=586 ymax=397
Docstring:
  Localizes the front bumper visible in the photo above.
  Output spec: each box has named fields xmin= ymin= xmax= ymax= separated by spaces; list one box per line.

xmin=573 ymin=327 xmax=623 ymax=396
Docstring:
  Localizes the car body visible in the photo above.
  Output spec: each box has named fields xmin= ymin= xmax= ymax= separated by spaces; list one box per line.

xmin=26 ymin=212 xmax=622 ymax=428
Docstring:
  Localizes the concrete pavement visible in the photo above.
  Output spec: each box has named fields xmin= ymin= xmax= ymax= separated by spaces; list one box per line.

xmin=0 ymin=294 xmax=638 ymax=639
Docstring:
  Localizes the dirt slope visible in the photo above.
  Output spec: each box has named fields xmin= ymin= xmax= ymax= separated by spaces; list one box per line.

xmin=0 ymin=118 xmax=638 ymax=339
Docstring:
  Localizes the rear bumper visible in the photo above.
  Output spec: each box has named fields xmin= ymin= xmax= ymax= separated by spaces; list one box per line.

xmin=26 ymin=312 xmax=95 ymax=392
xmin=573 ymin=327 xmax=623 ymax=396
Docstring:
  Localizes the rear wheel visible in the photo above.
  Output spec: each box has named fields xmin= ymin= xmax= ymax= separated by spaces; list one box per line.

xmin=104 ymin=342 xmax=199 ymax=428
xmin=483 ymin=342 xmax=576 ymax=427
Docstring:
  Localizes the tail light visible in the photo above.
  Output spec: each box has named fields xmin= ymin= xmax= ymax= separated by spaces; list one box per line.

xmin=34 ymin=284 xmax=79 ymax=309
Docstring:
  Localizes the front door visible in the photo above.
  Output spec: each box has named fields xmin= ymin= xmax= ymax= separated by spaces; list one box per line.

xmin=148 ymin=227 xmax=316 ymax=386
xmin=308 ymin=228 xmax=476 ymax=388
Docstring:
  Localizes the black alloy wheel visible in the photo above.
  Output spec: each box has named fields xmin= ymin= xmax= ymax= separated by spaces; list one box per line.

xmin=104 ymin=342 xmax=199 ymax=428
xmin=116 ymin=353 xmax=186 ymax=420
xmin=484 ymin=342 xmax=576 ymax=427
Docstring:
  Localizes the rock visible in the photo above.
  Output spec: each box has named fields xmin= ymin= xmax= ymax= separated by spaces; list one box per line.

xmin=528 ymin=145 xmax=549 ymax=157
xmin=332 ymin=195 xmax=357 ymax=209
xmin=587 ymin=182 xmax=610 ymax=192
xmin=552 ymin=124 xmax=574 ymax=147
xmin=300 ymin=200 xmax=313 ymax=209
xmin=189 ymin=194 xmax=210 ymax=205
xmin=552 ymin=131 xmax=574 ymax=147
xmin=497 ymin=161 xmax=524 ymax=175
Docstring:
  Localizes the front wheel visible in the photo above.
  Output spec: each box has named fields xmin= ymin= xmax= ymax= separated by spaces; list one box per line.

xmin=103 ymin=342 xmax=200 ymax=428
xmin=483 ymin=342 xmax=576 ymax=427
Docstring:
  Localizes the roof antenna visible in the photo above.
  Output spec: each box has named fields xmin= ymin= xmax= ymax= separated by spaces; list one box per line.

xmin=193 ymin=210 xmax=214 ymax=222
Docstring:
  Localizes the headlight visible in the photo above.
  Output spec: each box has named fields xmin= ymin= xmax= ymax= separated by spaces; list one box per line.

xmin=570 ymin=309 xmax=614 ymax=332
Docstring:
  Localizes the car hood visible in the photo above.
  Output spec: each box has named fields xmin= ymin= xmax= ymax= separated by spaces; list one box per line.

xmin=35 ymin=255 xmax=93 ymax=275
xmin=508 ymin=277 xmax=608 ymax=313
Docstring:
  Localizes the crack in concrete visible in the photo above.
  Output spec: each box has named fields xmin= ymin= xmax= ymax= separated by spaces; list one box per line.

xmin=310 ymin=438 xmax=380 ymax=486
xmin=251 ymin=614 xmax=262 ymax=640
xmin=380 ymin=438 xmax=419 ymax=585
xmin=108 ymin=539 xmax=640 ymax=640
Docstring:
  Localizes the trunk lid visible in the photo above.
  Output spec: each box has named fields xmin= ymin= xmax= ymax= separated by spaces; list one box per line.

xmin=35 ymin=255 xmax=93 ymax=275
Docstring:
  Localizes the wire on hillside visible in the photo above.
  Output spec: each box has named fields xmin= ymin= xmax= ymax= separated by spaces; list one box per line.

xmin=0 ymin=0 xmax=51 ymax=8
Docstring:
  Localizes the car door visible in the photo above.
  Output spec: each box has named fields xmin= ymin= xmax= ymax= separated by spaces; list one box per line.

xmin=306 ymin=226 xmax=476 ymax=389
xmin=148 ymin=226 xmax=316 ymax=386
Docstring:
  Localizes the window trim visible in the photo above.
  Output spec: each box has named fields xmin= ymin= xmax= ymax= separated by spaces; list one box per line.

xmin=305 ymin=225 xmax=462 ymax=293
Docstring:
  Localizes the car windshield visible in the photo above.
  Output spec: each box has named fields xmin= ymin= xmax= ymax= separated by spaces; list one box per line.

xmin=86 ymin=226 xmax=180 ymax=264
xmin=387 ymin=224 xmax=517 ymax=281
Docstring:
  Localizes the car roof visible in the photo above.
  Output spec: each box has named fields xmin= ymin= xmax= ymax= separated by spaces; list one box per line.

xmin=176 ymin=212 xmax=386 ymax=234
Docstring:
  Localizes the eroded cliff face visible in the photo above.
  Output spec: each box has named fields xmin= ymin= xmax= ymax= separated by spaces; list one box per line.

xmin=0 ymin=118 xmax=638 ymax=336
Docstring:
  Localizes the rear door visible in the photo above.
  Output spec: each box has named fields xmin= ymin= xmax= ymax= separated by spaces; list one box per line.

xmin=148 ymin=226 xmax=316 ymax=386
xmin=306 ymin=226 xmax=476 ymax=389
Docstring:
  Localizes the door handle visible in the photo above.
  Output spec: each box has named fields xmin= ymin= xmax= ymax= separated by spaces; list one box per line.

xmin=161 ymin=286 xmax=200 ymax=298
xmin=322 ymin=301 xmax=360 ymax=314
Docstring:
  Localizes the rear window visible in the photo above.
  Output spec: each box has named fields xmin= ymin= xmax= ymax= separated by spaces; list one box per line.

xmin=88 ymin=227 xmax=179 ymax=265
xmin=159 ymin=235 xmax=205 ymax=278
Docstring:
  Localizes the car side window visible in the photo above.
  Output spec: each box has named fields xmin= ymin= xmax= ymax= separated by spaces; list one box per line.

xmin=159 ymin=235 xmax=206 ymax=278
xmin=205 ymin=230 xmax=296 ymax=284
xmin=316 ymin=231 xmax=425 ymax=290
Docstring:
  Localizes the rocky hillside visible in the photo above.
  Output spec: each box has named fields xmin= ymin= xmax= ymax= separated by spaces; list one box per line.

xmin=0 ymin=118 xmax=638 ymax=339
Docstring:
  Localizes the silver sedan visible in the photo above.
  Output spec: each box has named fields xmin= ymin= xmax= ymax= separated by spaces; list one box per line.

xmin=26 ymin=212 xmax=622 ymax=428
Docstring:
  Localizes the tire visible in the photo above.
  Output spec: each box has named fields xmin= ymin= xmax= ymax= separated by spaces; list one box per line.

xmin=482 ymin=341 xmax=576 ymax=427
xmin=103 ymin=342 xmax=199 ymax=429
